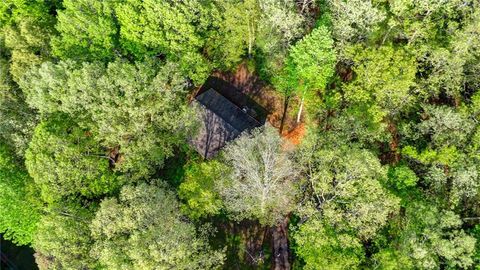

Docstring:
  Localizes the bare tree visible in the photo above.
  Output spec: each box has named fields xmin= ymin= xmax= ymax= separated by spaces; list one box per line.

xmin=217 ymin=125 xmax=298 ymax=226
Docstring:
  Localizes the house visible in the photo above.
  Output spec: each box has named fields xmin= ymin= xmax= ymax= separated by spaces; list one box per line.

xmin=190 ymin=87 xmax=264 ymax=159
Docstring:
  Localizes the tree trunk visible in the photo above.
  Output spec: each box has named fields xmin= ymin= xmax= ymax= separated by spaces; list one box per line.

xmin=248 ymin=32 xmax=253 ymax=57
xmin=247 ymin=19 xmax=254 ymax=58
xmin=280 ymin=96 xmax=290 ymax=134
xmin=296 ymin=95 xmax=305 ymax=123
xmin=271 ymin=217 xmax=290 ymax=270
xmin=387 ymin=121 xmax=400 ymax=164
xmin=454 ymin=95 xmax=461 ymax=108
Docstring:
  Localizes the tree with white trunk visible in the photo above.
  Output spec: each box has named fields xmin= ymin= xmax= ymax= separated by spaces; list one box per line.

xmin=279 ymin=25 xmax=336 ymax=123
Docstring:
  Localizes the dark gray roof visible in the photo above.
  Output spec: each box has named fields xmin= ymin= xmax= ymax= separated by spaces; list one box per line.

xmin=196 ymin=89 xmax=260 ymax=132
xmin=190 ymin=88 xmax=262 ymax=159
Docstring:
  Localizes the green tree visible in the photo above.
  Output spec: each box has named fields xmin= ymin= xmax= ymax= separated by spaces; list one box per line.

xmin=214 ymin=0 xmax=261 ymax=67
xmin=373 ymin=201 xmax=476 ymax=269
xmin=452 ymin=6 xmax=480 ymax=95
xmin=337 ymin=45 xmax=417 ymax=152
xmin=401 ymin=104 xmax=480 ymax=207
xmin=20 ymin=60 xmax=196 ymax=179
xmin=293 ymin=219 xmax=365 ymax=270
xmin=420 ymin=47 xmax=468 ymax=100
xmin=418 ymin=105 xmax=474 ymax=148
xmin=0 ymin=144 xmax=40 ymax=245
xmin=0 ymin=57 xmax=38 ymax=156
xmin=91 ymin=183 xmax=225 ymax=269
xmin=217 ymin=125 xmax=298 ymax=226
xmin=328 ymin=0 xmax=386 ymax=52
xmin=472 ymin=225 xmax=480 ymax=268
xmin=33 ymin=204 xmax=98 ymax=270
xmin=51 ymin=0 xmax=119 ymax=61
xmin=343 ymin=45 xmax=417 ymax=119
xmin=371 ymin=248 xmax=414 ymax=270
xmin=257 ymin=0 xmax=304 ymax=52
xmin=273 ymin=60 xmax=297 ymax=133
xmin=1 ymin=0 xmax=55 ymax=82
xmin=314 ymin=101 xmax=390 ymax=147
xmin=178 ymin=160 xmax=225 ymax=219
xmin=25 ymin=114 xmax=119 ymax=203
xmin=381 ymin=1 xmax=480 ymax=101
xmin=116 ymin=0 xmax=213 ymax=83
xmin=255 ymin=0 xmax=306 ymax=78
xmin=386 ymin=0 xmax=473 ymax=47
xmin=414 ymin=4 xmax=480 ymax=101
xmin=0 ymin=0 xmax=55 ymax=26
xmin=297 ymin=142 xmax=400 ymax=240
xmin=287 ymin=25 xmax=336 ymax=122
xmin=17 ymin=60 xmax=77 ymax=115
xmin=213 ymin=0 xmax=305 ymax=72
xmin=293 ymin=135 xmax=400 ymax=268
xmin=387 ymin=164 xmax=418 ymax=191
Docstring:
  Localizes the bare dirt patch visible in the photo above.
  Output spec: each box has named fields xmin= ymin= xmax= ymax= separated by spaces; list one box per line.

xmin=284 ymin=123 xmax=306 ymax=146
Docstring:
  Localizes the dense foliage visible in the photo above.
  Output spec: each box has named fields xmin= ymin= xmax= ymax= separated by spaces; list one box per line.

xmin=91 ymin=183 xmax=225 ymax=269
xmin=0 ymin=144 xmax=40 ymax=245
xmin=1 ymin=0 xmax=480 ymax=269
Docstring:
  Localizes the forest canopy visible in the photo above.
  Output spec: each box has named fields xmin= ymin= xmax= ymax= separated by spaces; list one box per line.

xmin=1 ymin=0 xmax=480 ymax=269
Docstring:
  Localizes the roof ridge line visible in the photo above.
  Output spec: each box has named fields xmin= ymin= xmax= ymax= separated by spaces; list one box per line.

xmin=205 ymin=88 xmax=261 ymax=126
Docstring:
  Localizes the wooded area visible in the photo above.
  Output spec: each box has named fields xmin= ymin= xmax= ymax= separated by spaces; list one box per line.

xmin=1 ymin=0 xmax=480 ymax=269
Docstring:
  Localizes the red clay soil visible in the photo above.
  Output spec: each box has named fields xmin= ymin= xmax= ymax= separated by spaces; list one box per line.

xmin=283 ymin=123 xmax=305 ymax=146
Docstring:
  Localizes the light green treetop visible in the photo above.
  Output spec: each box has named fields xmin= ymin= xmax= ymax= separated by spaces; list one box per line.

xmin=289 ymin=25 xmax=336 ymax=92
xmin=0 ymin=143 xmax=40 ymax=245
xmin=178 ymin=160 xmax=226 ymax=219
xmin=293 ymin=218 xmax=365 ymax=270
xmin=25 ymin=114 xmax=120 ymax=203
xmin=51 ymin=0 xmax=119 ymax=61
xmin=20 ymin=60 xmax=196 ymax=179
xmin=374 ymin=201 xmax=476 ymax=269
xmin=33 ymin=204 xmax=98 ymax=270
xmin=343 ymin=45 xmax=417 ymax=118
xmin=116 ymin=0 xmax=212 ymax=83
xmin=91 ymin=183 xmax=225 ymax=269
xmin=298 ymin=143 xmax=400 ymax=240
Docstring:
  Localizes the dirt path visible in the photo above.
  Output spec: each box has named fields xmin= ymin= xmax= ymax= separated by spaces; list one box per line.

xmin=271 ymin=217 xmax=291 ymax=270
